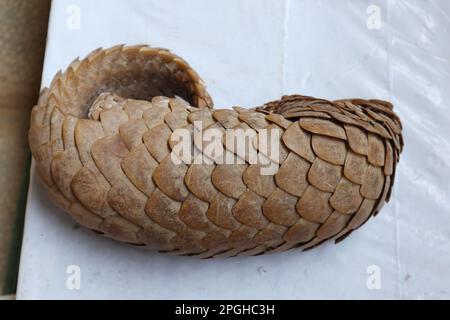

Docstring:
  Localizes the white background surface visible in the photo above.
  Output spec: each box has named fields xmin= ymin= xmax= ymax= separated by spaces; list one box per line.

xmin=17 ymin=0 xmax=450 ymax=299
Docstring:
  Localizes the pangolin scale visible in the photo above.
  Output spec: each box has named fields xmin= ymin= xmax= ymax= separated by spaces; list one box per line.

xmin=29 ymin=45 xmax=403 ymax=258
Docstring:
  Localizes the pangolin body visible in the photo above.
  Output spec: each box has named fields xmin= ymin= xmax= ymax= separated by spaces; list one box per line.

xmin=29 ymin=45 xmax=403 ymax=258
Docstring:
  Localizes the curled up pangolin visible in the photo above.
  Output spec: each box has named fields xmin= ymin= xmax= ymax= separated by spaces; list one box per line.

xmin=28 ymin=45 xmax=403 ymax=258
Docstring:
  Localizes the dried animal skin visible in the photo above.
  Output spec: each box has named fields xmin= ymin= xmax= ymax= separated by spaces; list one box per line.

xmin=29 ymin=45 xmax=403 ymax=257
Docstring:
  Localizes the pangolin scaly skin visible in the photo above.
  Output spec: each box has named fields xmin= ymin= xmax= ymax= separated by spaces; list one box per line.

xmin=29 ymin=45 xmax=403 ymax=258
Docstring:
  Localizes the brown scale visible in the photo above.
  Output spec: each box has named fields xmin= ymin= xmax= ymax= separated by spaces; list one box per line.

xmin=29 ymin=45 xmax=403 ymax=257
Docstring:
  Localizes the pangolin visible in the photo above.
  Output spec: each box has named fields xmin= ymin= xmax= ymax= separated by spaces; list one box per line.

xmin=28 ymin=45 xmax=403 ymax=258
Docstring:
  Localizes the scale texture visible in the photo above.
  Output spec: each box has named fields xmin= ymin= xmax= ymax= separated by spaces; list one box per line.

xmin=29 ymin=45 xmax=403 ymax=258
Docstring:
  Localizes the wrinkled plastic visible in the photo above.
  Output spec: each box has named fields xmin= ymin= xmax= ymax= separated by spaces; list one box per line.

xmin=17 ymin=0 xmax=450 ymax=299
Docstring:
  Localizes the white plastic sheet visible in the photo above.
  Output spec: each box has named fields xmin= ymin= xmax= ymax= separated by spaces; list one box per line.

xmin=17 ymin=0 xmax=450 ymax=299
